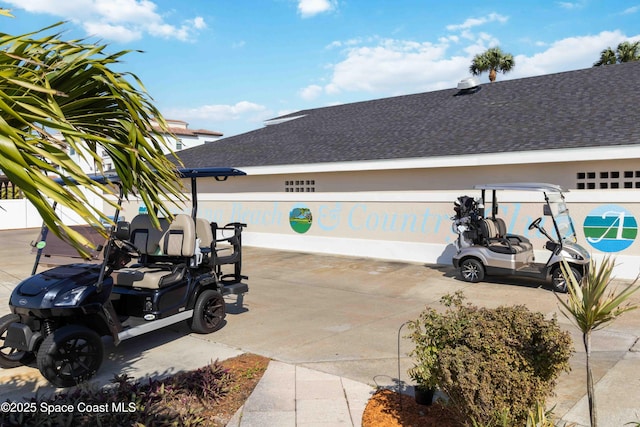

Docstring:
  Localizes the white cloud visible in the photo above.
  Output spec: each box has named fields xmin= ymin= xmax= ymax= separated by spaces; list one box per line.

xmin=164 ymin=102 xmax=272 ymax=134
xmin=1 ymin=0 xmax=80 ymax=15
xmin=297 ymin=0 xmax=336 ymax=18
xmin=93 ymin=0 xmax=159 ymax=24
xmin=444 ymin=13 xmax=503 ymax=56
xmin=512 ymin=30 xmax=633 ymax=78
xmin=299 ymin=84 xmax=324 ymax=100
xmin=175 ymin=101 xmax=267 ymax=121
xmin=326 ymin=37 xmax=364 ymax=49
xmin=311 ymin=30 xmax=640 ymax=97
xmin=192 ymin=16 xmax=207 ymax=30
xmin=323 ymin=39 xmax=466 ymax=95
xmin=446 ymin=13 xmax=508 ymax=31
xmin=1 ymin=0 xmax=206 ymax=42
xmin=622 ymin=6 xmax=640 ymax=14
xmin=83 ymin=22 xmax=142 ymax=43
xmin=558 ymin=1 xmax=585 ymax=10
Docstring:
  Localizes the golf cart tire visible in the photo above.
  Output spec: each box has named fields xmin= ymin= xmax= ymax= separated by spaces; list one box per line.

xmin=0 ymin=314 xmax=35 ymax=368
xmin=551 ymin=265 xmax=582 ymax=293
xmin=37 ymin=324 xmax=104 ymax=388
xmin=460 ymin=258 xmax=485 ymax=283
xmin=189 ymin=289 xmax=226 ymax=334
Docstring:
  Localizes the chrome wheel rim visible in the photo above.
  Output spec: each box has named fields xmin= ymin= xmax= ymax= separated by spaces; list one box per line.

xmin=462 ymin=263 xmax=479 ymax=281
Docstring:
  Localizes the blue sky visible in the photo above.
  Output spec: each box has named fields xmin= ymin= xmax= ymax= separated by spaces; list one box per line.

xmin=1 ymin=0 xmax=639 ymax=137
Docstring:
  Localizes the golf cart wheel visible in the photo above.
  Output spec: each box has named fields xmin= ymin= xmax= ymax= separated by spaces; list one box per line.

xmin=189 ymin=289 xmax=226 ymax=334
xmin=460 ymin=258 xmax=485 ymax=283
xmin=551 ymin=265 xmax=582 ymax=293
xmin=36 ymin=325 xmax=104 ymax=387
xmin=0 ymin=314 xmax=35 ymax=368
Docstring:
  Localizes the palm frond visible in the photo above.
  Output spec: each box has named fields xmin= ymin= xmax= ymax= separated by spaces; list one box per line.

xmin=0 ymin=23 xmax=186 ymax=255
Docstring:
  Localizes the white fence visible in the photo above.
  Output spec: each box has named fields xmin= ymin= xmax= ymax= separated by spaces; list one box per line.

xmin=0 ymin=197 xmax=102 ymax=230
xmin=1 ymin=199 xmax=45 ymax=229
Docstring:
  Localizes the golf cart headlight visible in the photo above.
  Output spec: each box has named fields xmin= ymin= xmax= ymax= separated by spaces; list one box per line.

xmin=54 ymin=286 xmax=89 ymax=307
xmin=570 ymin=252 xmax=584 ymax=260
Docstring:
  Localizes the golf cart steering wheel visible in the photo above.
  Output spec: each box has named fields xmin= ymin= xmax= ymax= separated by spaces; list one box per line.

xmin=528 ymin=217 xmax=542 ymax=230
xmin=115 ymin=239 xmax=140 ymax=255
xmin=105 ymin=238 xmax=139 ymax=270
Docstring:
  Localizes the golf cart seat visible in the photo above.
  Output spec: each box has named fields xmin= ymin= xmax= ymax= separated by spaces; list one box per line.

xmin=195 ymin=218 xmax=215 ymax=264
xmin=479 ymin=218 xmax=527 ymax=255
xmin=112 ymin=214 xmax=196 ymax=289
xmin=493 ymin=217 xmax=533 ymax=252
xmin=130 ymin=214 xmax=170 ymax=256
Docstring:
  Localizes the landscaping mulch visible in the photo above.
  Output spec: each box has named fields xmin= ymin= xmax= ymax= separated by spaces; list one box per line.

xmin=362 ymin=388 xmax=459 ymax=427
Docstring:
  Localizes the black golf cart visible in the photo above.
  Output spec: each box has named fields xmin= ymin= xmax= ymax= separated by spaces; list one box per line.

xmin=0 ymin=167 xmax=248 ymax=387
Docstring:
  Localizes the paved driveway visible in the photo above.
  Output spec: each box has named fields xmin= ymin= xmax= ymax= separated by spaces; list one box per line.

xmin=1 ymin=228 xmax=640 ymax=425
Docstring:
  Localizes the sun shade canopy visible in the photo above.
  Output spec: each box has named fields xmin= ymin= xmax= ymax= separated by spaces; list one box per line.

xmin=54 ymin=167 xmax=246 ymax=186
xmin=473 ymin=183 xmax=566 ymax=193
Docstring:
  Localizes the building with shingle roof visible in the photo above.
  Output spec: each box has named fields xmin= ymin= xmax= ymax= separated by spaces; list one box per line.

xmin=177 ymin=61 xmax=640 ymax=171
xmin=159 ymin=62 xmax=640 ymax=278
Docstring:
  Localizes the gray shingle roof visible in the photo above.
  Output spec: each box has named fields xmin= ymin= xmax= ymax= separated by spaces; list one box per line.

xmin=175 ymin=61 xmax=640 ymax=168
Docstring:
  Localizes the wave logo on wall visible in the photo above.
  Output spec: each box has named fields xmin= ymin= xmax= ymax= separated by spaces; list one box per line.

xmin=583 ymin=205 xmax=637 ymax=253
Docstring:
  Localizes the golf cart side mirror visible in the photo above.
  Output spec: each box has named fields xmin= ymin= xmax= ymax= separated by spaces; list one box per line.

xmin=115 ymin=221 xmax=131 ymax=240
xmin=543 ymin=205 xmax=552 ymax=216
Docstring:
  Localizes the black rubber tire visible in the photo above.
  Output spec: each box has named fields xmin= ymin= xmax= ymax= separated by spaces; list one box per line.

xmin=190 ymin=289 xmax=226 ymax=334
xmin=551 ymin=265 xmax=582 ymax=293
xmin=36 ymin=325 xmax=103 ymax=387
xmin=460 ymin=258 xmax=485 ymax=283
xmin=0 ymin=314 xmax=35 ymax=368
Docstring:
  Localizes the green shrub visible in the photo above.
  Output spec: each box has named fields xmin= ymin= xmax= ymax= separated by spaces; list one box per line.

xmin=408 ymin=292 xmax=573 ymax=426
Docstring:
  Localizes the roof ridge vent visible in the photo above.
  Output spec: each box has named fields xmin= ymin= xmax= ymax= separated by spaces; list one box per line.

xmin=264 ymin=114 xmax=307 ymax=126
xmin=455 ymin=76 xmax=481 ymax=96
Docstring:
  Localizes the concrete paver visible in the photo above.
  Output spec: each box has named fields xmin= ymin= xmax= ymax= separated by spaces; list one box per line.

xmin=561 ymin=351 xmax=640 ymax=426
xmin=1 ymin=228 xmax=640 ymax=426
xmin=228 ymin=363 xmax=374 ymax=427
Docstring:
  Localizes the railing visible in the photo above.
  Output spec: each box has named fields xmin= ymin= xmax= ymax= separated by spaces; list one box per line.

xmin=0 ymin=175 xmax=23 ymax=199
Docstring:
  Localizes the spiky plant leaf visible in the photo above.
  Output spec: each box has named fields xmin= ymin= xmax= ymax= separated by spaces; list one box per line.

xmin=557 ymin=257 xmax=640 ymax=332
xmin=556 ymin=256 xmax=640 ymax=427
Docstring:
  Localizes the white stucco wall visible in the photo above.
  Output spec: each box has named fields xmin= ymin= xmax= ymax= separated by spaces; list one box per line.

xmin=112 ymin=188 xmax=640 ymax=280
xmin=4 ymin=145 xmax=640 ymax=279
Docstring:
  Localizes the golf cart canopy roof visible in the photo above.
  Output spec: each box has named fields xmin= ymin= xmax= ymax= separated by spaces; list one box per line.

xmin=55 ymin=167 xmax=246 ymax=186
xmin=178 ymin=167 xmax=246 ymax=179
xmin=473 ymin=183 xmax=567 ymax=193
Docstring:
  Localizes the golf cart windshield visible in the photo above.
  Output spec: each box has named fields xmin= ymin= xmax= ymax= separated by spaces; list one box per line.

xmin=473 ymin=183 xmax=578 ymax=243
xmin=546 ymin=191 xmax=577 ymax=243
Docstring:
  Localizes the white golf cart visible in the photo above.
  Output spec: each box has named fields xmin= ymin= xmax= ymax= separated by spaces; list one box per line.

xmin=451 ymin=183 xmax=590 ymax=292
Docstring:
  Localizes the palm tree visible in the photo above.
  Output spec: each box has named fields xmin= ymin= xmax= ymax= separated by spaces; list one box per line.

xmin=0 ymin=20 xmax=186 ymax=256
xmin=616 ymin=41 xmax=640 ymax=62
xmin=593 ymin=47 xmax=617 ymax=66
xmin=594 ymin=41 xmax=640 ymax=66
xmin=556 ymin=257 xmax=640 ymax=427
xmin=469 ymin=47 xmax=515 ymax=82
